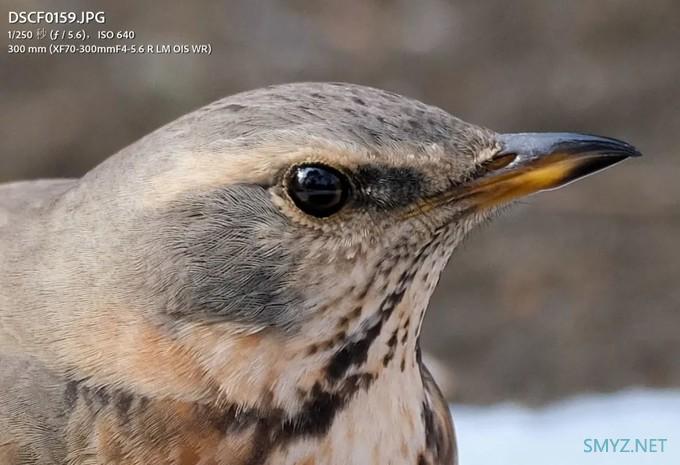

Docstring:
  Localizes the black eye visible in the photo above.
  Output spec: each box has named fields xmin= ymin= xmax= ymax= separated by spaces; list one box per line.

xmin=286 ymin=164 xmax=351 ymax=217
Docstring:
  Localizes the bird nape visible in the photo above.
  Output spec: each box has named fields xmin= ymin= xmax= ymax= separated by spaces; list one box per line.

xmin=0 ymin=82 xmax=640 ymax=465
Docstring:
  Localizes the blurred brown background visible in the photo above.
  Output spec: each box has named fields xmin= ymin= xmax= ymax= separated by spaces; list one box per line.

xmin=2 ymin=0 xmax=678 ymax=404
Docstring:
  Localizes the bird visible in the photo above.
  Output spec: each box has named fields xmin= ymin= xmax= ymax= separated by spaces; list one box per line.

xmin=0 ymin=82 xmax=640 ymax=465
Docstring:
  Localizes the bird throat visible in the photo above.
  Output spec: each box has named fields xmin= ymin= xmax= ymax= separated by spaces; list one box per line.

xmin=59 ymin=230 xmax=458 ymax=465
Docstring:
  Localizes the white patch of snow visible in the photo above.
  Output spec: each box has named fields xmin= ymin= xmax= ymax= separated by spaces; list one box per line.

xmin=451 ymin=388 xmax=680 ymax=465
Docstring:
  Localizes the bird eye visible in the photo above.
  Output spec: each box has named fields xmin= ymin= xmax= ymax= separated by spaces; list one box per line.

xmin=286 ymin=164 xmax=351 ymax=217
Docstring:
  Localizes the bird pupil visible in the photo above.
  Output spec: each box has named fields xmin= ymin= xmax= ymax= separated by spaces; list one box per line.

xmin=288 ymin=165 xmax=348 ymax=217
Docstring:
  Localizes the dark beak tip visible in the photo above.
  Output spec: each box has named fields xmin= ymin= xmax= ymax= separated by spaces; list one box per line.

xmin=623 ymin=144 xmax=643 ymax=158
xmin=584 ymin=134 xmax=643 ymax=159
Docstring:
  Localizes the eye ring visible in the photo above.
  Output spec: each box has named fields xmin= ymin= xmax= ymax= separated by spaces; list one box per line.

xmin=285 ymin=163 xmax=351 ymax=218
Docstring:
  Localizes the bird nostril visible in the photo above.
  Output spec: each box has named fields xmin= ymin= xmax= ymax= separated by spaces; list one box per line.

xmin=482 ymin=152 xmax=518 ymax=172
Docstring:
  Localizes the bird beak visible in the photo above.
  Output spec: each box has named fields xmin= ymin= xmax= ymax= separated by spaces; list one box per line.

xmin=461 ymin=132 xmax=642 ymax=209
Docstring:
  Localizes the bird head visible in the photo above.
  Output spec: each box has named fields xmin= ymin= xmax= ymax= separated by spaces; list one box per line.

xmin=52 ymin=83 xmax=639 ymax=411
